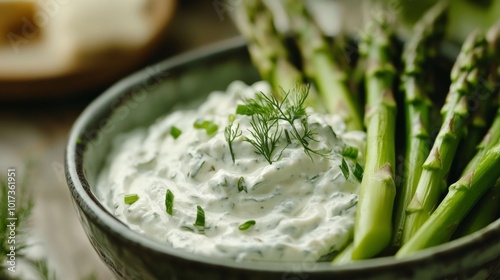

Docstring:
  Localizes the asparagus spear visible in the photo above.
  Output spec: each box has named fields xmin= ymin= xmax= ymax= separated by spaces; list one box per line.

xmin=392 ymin=0 xmax=449 ymax=248
xmin=282 ymin=0 xmax=363 ymax=131
xmin=233 ymin=0 xmax=304 ymax=97
xmin=455 ymin=21 xmax=500 ymax=175
xmin=446 ymin=23 xmax=500 ymax=237
xmin=351 ymin=20 xmax=397 ymax=260
xmin=463 ymin=108 xmax=500 ymax=174
xmin=453 ymin=179 xmax=500 ymax=237
xmin=332 ymin=243 xmax=354 ymax=264
xmin=452 ymin=108 xmax=500 ymax=237
xmin=402 ymin=31 xmax=489 ymax=241
xmin=397 ymin=141 xmax=500 ymax=256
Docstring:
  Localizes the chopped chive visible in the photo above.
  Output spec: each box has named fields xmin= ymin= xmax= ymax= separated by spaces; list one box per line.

xmin=354 ymin=162 xmax=364 ymax=182
xmin=341 ymin=146 xmax=359 ymax=159
xmin=236 ymin=104 xmax=253 ymax=115
xmin=239 ymin=220 xmax=256 ymax=231
xmin=124 ymin=194 xmax=139 ymax=205
xmin=194 ymin=120 xmax=219 ymax=136
xmin=228 ymin=114 xmax=236 ymax=123
xmin=193 ymin=119 xmax=205 ymax=129
xmin=170 ymin=126 xmax=182 ymax=139
xmin=237 ymin=177 xmax=247 ymax=193
xmin=193 ymin=120 xmax=210 ymax=129
xmin=165 ymin=189 xmax=174 ymax=215
xmin=205 ymin=123 xmax=219 ymax=135
xmin=340 ymin=158 xmax=350 ymax=180
xmin=194 ymin=205 xmax=205 ymax=228
xmin=188 ymin=160 xmax=205 ymax=178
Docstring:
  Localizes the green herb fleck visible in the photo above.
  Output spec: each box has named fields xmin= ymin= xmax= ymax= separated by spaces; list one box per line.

xmin=239 ymin=220 xmax=256 ymax=231
xmin=354 ymin=163 xmax=364 ymax=182
xmin=237 ymin=177 xmax=247 ymax=193
xmin=124 ymin=194 xmax=139 ymax=205
xmin=170 ymin=126 xmax=182 ymax=139
xmin=206 ymin=123 xmax=218 ymax=135
xmin=165 ymin=189 xmax=174 ymax=215
xmin=194 ymin=205 xmax=205 ymax=228
xmin=193 ymin=119 xmax=206 ymax=129
xmin=340 ymin=158 xmax=349 ymax=180
xmin=194 ymin=120 xmax=219 ymax=136
xmin=236 ymin=104 xmax=254 ymax=115
xmin=224 ymin=114 xmax=242 ymax=164
xmin=341 ymin=146 xmax=358 ymax=159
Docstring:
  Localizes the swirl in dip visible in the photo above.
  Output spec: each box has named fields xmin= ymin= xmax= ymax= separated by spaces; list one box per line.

xmin=96 ymin=81 xmax=366 ymax=262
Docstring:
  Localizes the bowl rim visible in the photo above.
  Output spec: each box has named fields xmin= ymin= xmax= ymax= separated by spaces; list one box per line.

xmin=65 ymin=36 xmax=500 ymax=274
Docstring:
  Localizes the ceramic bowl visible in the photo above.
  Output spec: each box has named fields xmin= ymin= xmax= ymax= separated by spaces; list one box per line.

xmin=65 ymin=37 xmax=500 ymax=280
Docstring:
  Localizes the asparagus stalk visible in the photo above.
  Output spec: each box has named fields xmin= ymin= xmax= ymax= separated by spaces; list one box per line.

xmin=397 ymin=141 xmax=500 ymax=256
xmin=455 ymin=21 xmax=500 ymax=175
xmin=463 ymin=108 xmax=500 ymax=174
xmin=283 ymin=0 xmax=363 ymax=131
xmin=453 ymin=179 xmax=500 ymax=237
xmin=233 ymin=0 xmax=304 ymax=97
xmin=351 ymin=20 xmax=397 ymax=259
xmin=332 ymin=243 xmax=354 ymax=264
xmin=485 ymin=20 xmax=500 ymax=94
xmin=450 ymin=24 xmax=500 ymax=231
xmin=402 ymin=31 xmax=489 ymax=241
xmin=452 ymin=108 xmax=500 ymax=237
xmin=392 ymin=1 xmax=449 ymax=248
xmin=329 ymin=33 xmax=353 ymax=73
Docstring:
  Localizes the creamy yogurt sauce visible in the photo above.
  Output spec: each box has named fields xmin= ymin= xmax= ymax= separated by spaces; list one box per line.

xmin=96 ymin=81 xmax=366 ymax=262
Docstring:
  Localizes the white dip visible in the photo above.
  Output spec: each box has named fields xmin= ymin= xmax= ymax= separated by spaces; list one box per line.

xmin=96 ymin=81 xmax=366 ymax=262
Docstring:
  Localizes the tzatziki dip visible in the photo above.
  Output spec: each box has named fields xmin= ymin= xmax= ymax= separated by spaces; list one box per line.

xmin=96 ymin=81 xmax=366 ymax=262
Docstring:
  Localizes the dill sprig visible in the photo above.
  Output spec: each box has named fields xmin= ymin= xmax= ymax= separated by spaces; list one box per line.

xmin=1 ymin=169 xmax=99 ymax=279
xmin=246 ymin=114 xmax=282 ymax=164
xmin=224 ymin=114 xmax=242 ymax=164
xmin=280 ymin=88 xmax=324 ymax=158
xmin=28 ymin=259 xmax=57 ymax=280
xmin=0 ymin=169 xmax=61 ymax=280
xmin=1 ymin=175 xmax=34 ymax=279
xmin=237 ymin=85 xmax=322 ymax=164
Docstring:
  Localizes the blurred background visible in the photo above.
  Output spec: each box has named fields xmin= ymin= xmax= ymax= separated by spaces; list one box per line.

xmin=0 ymin=1 xmax=238 ymax=279
xmin=0 ymin=0 xmax=498 ymax=279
